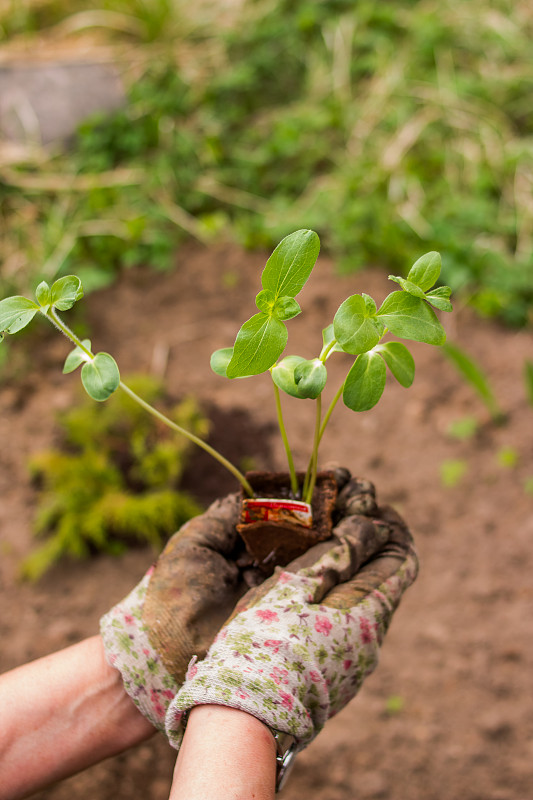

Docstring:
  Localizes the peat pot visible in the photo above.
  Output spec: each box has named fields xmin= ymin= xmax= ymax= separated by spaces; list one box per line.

xmin=237 ymin=470 xmax=337 ymax=576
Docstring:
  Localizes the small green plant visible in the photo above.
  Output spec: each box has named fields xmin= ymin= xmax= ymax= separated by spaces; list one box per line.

xmin=21 ymin=376 xmax=205 ymax=580
xmin=0 ymin=273 xmax=254 ymax=494
xmin=0 ymin=229 xmax=452 ymax=509
xmin=211 ymin=229 xmax=452 ymax=502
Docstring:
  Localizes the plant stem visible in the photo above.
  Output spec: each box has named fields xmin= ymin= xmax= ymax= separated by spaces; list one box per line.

xmin=319 ymin=382 xmax=344 ymax=443
xmin=303 ymin=394 xmax=322 ymax=505
xmin=47 ymin=308 xmax=94 ymax=358
xmin=46 ymin=308 xmax=255 ymax=498
xmin=118 ymin=382 xmax=254 ymax=497
xmin=272 ymin=379 xmax=299 ymax=497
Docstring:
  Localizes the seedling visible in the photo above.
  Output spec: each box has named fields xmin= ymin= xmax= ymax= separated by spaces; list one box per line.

xmin=0 ymin=229 xmax=452 ymax=509
xmin=212 ymin=229 xmax=452 ymax=502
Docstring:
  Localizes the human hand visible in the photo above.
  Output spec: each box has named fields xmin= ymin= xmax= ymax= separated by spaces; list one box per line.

xmin=100 ymin=492 xmax=248 ymax=731
xmin=164 ymin=477 xmax=418 ymax=749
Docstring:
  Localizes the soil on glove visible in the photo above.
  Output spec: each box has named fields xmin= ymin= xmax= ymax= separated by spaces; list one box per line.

xmin=1 ymin=242 xmax=532 ymax=800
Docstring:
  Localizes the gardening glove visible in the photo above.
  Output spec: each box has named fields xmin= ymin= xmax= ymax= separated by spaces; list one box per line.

xmin=100 ymin=492 xmax=248 ymax=731
xmin=164 ymin=480 xmax=418 ymax=750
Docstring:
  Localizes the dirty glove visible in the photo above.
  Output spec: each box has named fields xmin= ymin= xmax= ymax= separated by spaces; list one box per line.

xmin=100 ymin=492 xmax=247 ymax=730
xmin=164 ymin=481 xmax=418 ymax=750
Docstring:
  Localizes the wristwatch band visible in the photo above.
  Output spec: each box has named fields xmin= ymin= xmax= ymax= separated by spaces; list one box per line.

xmin=269 ymin=728 xmax=297 ymax=792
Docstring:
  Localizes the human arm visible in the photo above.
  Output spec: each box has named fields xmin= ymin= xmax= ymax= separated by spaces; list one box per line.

xmin=169 ymin=705 xmax=276 ymax=800
xmin=0 ymin=635 xmax=155 ymax=800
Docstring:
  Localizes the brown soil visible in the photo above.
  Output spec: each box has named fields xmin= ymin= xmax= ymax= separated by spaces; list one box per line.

xmin=1 ymin=243 xmax=532 ymax=800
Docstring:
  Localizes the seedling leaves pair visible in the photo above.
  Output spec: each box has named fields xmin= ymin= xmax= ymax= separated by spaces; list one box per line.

xmin=343 ymin=342 xmax=415 ymax=411
xmin=388 ymin=251 xmax=452 ymax=313
xmin=213 ymin=230 xmax=320 ymax=378
xmin=271 ymin=356 xmax=327 ymax=400
xmin=63 ymin=340 xmax=120 ymax=402
xmin=0 ymin=275 xmax=84 ymax=339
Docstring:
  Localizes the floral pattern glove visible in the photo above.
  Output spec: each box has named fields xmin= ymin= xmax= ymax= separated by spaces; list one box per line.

xmin=100 ymin=492 xmax=246 ymax=731
xmin=165 ymin=485 xmax=418 ymax=750
xmin=100 ymin=566 xmax=177 ymax=730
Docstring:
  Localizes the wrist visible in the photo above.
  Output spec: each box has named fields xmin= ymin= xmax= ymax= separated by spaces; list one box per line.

xmin=170 ymin=705 xmax=276 ymax=800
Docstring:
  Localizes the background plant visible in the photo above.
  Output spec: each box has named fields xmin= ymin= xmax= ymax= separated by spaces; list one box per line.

xmin=1 ymin=0 xmax=532 ymax=326
xmin=21 ymin=375 xmax=205 ymax=580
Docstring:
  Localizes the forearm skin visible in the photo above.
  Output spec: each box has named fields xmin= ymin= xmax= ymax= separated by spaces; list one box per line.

xmin=0 ymin=635 xmax=155 ymax=800
xmin=170 ymin=705 xmax=276 ymax=800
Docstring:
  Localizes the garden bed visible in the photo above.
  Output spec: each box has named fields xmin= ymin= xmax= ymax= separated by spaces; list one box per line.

xmin=1 ymin=243 xmax=532 ymax=799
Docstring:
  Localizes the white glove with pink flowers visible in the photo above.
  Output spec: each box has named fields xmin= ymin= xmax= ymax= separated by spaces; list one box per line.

xmin=164 ymin=491 xmax=418 ymax=750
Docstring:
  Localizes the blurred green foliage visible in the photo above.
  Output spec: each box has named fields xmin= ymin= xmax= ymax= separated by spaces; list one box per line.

xmin=2 ymin=0 xmax=533 ymax=325
xmin=440 ymin=458 xmax=468 ymax=488
xmin=21 ymin=375 xmax=206 ymax=580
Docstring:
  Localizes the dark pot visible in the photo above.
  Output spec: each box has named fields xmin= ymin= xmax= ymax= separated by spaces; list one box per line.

xmin=237 ymin=470 xmax=337 ymax=576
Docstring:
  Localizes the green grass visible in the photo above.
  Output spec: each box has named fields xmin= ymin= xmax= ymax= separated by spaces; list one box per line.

xmin=2 ymin=0 xmax=533 ymax=325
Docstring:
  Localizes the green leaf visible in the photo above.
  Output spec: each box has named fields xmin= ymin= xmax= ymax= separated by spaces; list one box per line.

xmin=63 ymin=340 xmax=92 ymax=374
xmin=81 ymin=353 xmax=120 ymax=401
xmin=426 ymin=286 xmax=453 ymax=312
xmin=525 ymin=360 xmax=533 ymax=407
xmin=362 ymin=293 xmax=378 ymax=315
xmin=343 ymin=351 xmax=386 ymax=412
xmin=334 ymin=294 xmax=385 ymax=354
xmin=406 ymin=251 xmax=441 ymax=291
xmin=442 ymin=342 xmax=502 ymax=420
xmin=227 ymin=313 xmax=287 ymax=378
xmin=51 ymin=276 xmax=84 ymax=311
xmin=271 ymin=355 xmax=306 ymax=398
xmin=294 ymin=358 xmax=327 ymax=399
xmin=261 ymin=229 xmax=320 ymax=299
xmin=255 ymin=289 xmax=276 ymax=313
xmin=272 ymin=296 xmax=301 ymax=321
xmin=0 ymin=296 xmax=40 ymax=334
xmin=388 ymin=276 xmax=426 ymax=299
xmin=35 ymin=281 xmax=51 ymax=308
xmin=210 ymin=347 xmax=234 ymax=377
xmin=375 ymin=342 xmax=415 ymax=387
xmin=377 ymin=292 xmax=446 ymax=345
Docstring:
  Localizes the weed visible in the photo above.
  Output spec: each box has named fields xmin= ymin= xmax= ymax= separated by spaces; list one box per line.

xmin=20 ymin=375 xmax=205 ymax=580
xmin=442 ymin=342 xmax=504 ymax=423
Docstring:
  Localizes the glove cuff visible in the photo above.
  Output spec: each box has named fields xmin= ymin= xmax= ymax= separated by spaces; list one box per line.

xmin=165 ymin=655 xmax=315 ymax=751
